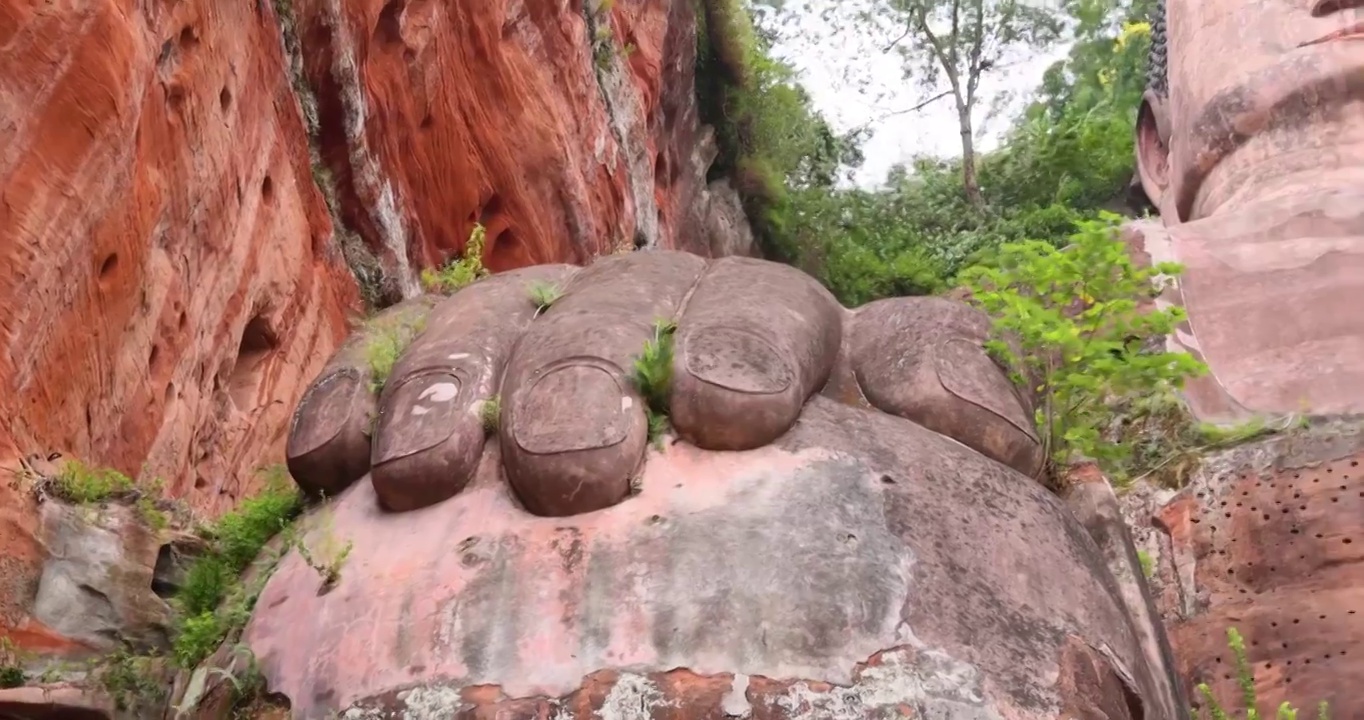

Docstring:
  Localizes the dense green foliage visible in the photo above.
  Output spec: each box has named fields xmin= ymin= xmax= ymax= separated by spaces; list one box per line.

xmin=695 ymin=0 xmax=864 ymax=263
xmin=703 ymin=0 xmax=1156 ymax=306
xmin=172 ymin=470 xmax=303 ymax=667
xmin=961 ymin=214 xmax=1206 ymax=485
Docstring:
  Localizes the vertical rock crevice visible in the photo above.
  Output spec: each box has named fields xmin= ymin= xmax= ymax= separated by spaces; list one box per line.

xmin=269 ymin=0 xmax=412 ymax=309
xmin=582 ymin=0 xmax=660 ymax=251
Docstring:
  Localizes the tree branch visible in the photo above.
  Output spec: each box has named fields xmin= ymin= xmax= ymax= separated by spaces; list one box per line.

xmin=849 ymin=90 xmax=954 ymax=134
xmin=965 ymin=0 xmax=987 ymax=105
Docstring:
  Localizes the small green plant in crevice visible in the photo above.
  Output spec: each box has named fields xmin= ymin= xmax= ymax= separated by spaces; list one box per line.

xmin=630 ymin=319 xmax=677 ymax=449
xmin=480 ymin=395 xmax=501 ymax=433
xmin=363 ymin=314 xmax=428 ymax=394
xmin=170 ymin=469 xmax=303 ymax=669
xmin=960 ymin=214 xmax=1208 ymax=489
xmin=1136 ymin=550 xmax=1154 ymax=579
xmin=421 ymin=223 xmax=490 ymax=294
xmin=0 ymin=637 xmax=25 ymax=689
xmin=289 ymin=499 xmax=352 ymax=593
xmin=1194 ymin=627 xmax=1330 ymax=720
xmin=527 ymin=281 xmax=563 ymax=317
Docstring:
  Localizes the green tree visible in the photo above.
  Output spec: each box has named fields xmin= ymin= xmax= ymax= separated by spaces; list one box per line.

xmin=960 ymin=214 xmax=1206 ymax=484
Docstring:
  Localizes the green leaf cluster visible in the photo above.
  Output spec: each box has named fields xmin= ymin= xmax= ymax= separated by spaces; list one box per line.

xmin=960 ymin=213 xmax=1206 ymax=483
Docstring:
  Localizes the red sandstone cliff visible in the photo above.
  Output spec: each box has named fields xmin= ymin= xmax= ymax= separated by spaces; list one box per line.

xmin=0 ymin=0 xmax=752 ymax=654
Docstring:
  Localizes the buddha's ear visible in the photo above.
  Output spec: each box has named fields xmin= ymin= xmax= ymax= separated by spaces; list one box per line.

xmin=1135 ymin=89 xmax=1172 ymax=216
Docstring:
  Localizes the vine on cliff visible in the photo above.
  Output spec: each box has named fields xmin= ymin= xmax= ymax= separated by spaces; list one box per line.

xmin=693 ymin=0 xmax=863 ymax=265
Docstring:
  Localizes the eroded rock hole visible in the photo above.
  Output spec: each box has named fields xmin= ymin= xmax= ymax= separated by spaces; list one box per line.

xmin=151 ymin=544 xmax=180 ymax=599
xmin=219 ymin=86 xmax=232 ymax=112
xmin=261 ymin=175 xmax=275 ymax=201
xmin=178 ymin=25 xmax=199 ymax=49
xmin=476 ymin=193 xmax=505 ymax=225
xmin=376 ymin=0 xmax=407 ymax=44
xmin=98 ymin=253 xmax=119 ymax=282
xmin=228 ymin=315 xmax=279 ymax=410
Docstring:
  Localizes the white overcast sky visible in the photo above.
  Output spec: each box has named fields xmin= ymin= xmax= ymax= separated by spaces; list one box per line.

xmin=755 ymin=0 xmax=1073 ymax=188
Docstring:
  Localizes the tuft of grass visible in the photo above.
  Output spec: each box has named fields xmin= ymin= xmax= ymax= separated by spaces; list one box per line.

xmin=1194 ymin=627 xmax=1331 ymax=720
xmin=36 ymin=460 xmax=170 ymax=529
xmin=421 ymin=223 xmax=489 ymax=294
xmin=481 ymin=395 xmax=501 ymax=433
xmin=170 ymin=468 xmax=303 ymax=669
xmin=630 ymin=319 xmax=676 ymax=448
xmin=49 ymin=461 xmax=135 ymax=502
xmin=527 ymin=281 xmax=563 ymax=317
xmin=363 ymin=315 xmax=428 ymax=394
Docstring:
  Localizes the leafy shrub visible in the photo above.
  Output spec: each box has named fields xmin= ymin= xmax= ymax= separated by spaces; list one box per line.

xmin=363 ymin=315 xmax=428 ymax=394
xmin=960 ymin=213 xmax=1207 ymax=486
xmin=171 ymin=469 xmax=302 ymax=668
xmin=0 ymin=666 xmax=21 ymax=689
xmin=421 ymin=223 xmax=489 ymax=294
xmin=0 ymin=637 xmax=23 ymax=689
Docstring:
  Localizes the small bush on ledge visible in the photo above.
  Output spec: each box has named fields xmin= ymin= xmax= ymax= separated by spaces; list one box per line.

xmin=421 ymin=222 xmax=490 ymax=294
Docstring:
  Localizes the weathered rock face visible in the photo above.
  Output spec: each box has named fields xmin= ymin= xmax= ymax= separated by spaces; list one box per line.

xmin=246 ymin=253 xmax=1182 ymax=719
xmin=287 ymin=0 xmax=754 ymax=291
xmin=1146 ymin=421 xmax=1364 ymax=718
xmin=0 ymin=0 xmax=755 ymax=662
xmin=0 ymin=0 xmax=359 ymax=511
xmin=1132 ymin=0 xmax=1364 ymax=421
xmin=0 ymin=0 xmax=361 ymax=659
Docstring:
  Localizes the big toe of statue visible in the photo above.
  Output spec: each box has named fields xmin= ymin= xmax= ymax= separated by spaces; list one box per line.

xmin=248 ymin=252 xmax=1166 ymax=718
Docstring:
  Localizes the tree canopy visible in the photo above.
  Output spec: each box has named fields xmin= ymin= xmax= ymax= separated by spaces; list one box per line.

xmin=698 ymin=0 xmax=1156 ymax=305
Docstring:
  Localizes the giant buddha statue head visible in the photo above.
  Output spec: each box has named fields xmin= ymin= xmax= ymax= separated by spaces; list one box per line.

xmin=1131 ymin=0 xmax=1364 ymax=420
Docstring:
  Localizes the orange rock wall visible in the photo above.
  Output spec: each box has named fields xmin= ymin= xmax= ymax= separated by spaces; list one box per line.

xmin=291 ymin=0 xmax=736 ymax=285
xmin=0 ymin=0 xmax=750 ymax=654
xmin=0 ymin=0 xmax=358 ymax=509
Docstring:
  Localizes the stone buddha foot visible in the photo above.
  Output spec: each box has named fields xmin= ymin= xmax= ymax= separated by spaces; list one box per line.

xmin=244 ymin=251 xmax=1178 ymax=718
